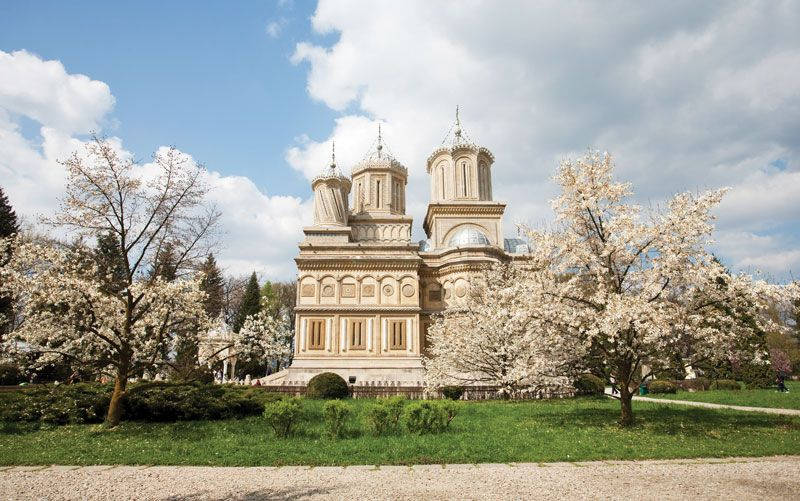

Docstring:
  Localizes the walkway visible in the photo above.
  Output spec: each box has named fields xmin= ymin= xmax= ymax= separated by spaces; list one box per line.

xmin=605 ymin=387 xmax=800 ymax=416
xmin=1 ymin=456 xmax=798 ymax=500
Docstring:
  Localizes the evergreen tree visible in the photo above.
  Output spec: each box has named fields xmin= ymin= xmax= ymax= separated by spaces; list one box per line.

xmin=94 ymin=232 xmax=128 ymax=294
xmin=234 ymin=272 xmax=261 ymax=333
xmin=151 ymin=242 xmax=178 ymax=282
xmin=199 ymin=253 xmax=224 ymax=319
xmin=0 ymin=187 xmax=19 ymax=335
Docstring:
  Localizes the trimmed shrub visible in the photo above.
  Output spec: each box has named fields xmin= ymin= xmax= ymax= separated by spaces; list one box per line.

xmin=440 ymin=401 xmax=458 ymax=429
xmin=263 ymin=397 xmax=302 ymax=438
xmin=710 ymin=379 xmax=741 ymax=391
xmin=0 ymin=383 xmax=112 ymax=425
xmin=404 ymin=401 xmax=448 ymax=434
xmin=365 ymin=396 xmax=407 ymax=436
xmin=573 ymin=374 xmax=605 ymax=396
xmin=323 ymin=400 xmax=351 ymax=438
xmin=123 ymin=383 xmax=263 ymax=422
xmin=306 ymin=373 xmax=349 ymax=399
xmin=647 ymin=380 xmax=677 ymax=394
xmin=0 ymin=363 xmax=25 ymax=385
xmin=676 ymin=377 xmax=711 ymax=392
xmin=441 ymin=386 xmax=465 ymax=400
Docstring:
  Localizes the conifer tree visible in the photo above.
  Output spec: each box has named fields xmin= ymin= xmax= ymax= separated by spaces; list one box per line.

xmin=0 ymin=187 xmax=19 ymax=335
xmin=199 ymin=253 xmax=224 ymax=319
xmin=151 ymin=242 xmax=178 ymax=282
xmin=234 ymin=272 xmax=261 ymax=333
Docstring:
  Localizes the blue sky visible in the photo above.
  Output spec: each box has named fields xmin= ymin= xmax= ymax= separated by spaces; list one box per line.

xmin=1 ymin=0 xmax=334 ymax=198
xmin=1 ymin=1 xmax=798 ymax=281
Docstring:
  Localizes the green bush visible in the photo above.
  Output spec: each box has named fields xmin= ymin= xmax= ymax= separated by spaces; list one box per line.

xmin=322 ymin=400 xmax=351 ymax=438
xmin=440 ymin=401 xmax=458 ymax=429
xmin=0 ymin=363 xmax=25 ymax=385
xmin=404 ymin=401 xmax=448 ymax=434
xmin=123 ymin=383 xmax=263 ymax=422
xmin=365 ymin=396 xmax=407 ymax=436
xmin=647 ymin=380 xmax=677 ymax=394
xmin=710 ymin=379 xmax=741 ymax=391
xmin=441 ymin=386 xmax=465 ymax=400
xmin=573 ymin=374 xmax=605 ymax=396
xmin=736 ymin=362 xmax=773 ymax=389
xmin=306 ymin=372 xmax=349 ymax=399
xmin=263 ymin=397 xmax=302 ymax=438
xmin=0 ymin=383 xmax=111 ymax=425
xmin=677 ymin=377 xmax=711 ymax=392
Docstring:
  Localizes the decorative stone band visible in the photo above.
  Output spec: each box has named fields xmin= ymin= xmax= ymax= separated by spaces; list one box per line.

xmin=295 ymin=305 xmax=422 ymax=313
xmin=295 ymin=258 xmax=422 ymax=271
xmin=425 ymin=144 xmax=495 ymax=171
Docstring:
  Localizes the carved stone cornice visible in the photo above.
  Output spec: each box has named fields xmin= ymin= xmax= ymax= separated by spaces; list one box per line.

xmin=423 ymin=202 xmax=506 ymax=235
xmin=425 ymin=144 xmax=495 ymax=172
xmin=295 ymin=305 xmax=422 ymax=313
xmin=295 ymin=256 xmax=421 ymax=271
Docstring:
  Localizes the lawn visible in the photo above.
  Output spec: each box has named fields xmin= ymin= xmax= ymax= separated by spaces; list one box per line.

xmin=1 ymin=397 xmax=799 ymax=466
xmin=647 ymin=381 xmax=800 ymax=410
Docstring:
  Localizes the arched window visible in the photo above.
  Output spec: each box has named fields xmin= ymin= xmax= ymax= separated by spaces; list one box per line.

xmin=461 ymin=161 xmax=468 ymax=197
xmin=439 ymin=165 xmax=445 ymax=200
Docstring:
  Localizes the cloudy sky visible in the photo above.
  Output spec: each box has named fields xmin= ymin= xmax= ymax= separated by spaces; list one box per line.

xmin=1 ymin=1 xmax=798 ymax=281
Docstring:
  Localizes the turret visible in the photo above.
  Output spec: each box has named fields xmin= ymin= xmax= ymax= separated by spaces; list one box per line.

xmin=311 ymin=144 xmax=351 ymax=226
xmin=351 ymin=125 xmax=408 ymax=216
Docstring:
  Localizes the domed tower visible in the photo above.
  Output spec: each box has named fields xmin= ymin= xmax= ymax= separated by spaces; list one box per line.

xmin=422 ymin=107 xmax=506 ymax=251
xmin=349 ymin=125 xmax=412 ymax=243
xmin=311 ymin=144 xmax=351 ymax=226
xmin=302 ymin=144 xmax=352 ymax=245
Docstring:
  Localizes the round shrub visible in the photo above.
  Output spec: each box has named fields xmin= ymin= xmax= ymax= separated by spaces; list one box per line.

xmin=647 ymin=380 xmax=677 ymax=394
xmin=677 ymin=377 xmax=711 ymax=392
xmin=404 ymin=401 xmax=448 ymax=434
xmin=263 ymin=397 xmax=303 ymax=438
xmin=441 ymin=386 xmax=465 ymax=400
xmin=365 ymin=396 xmax=407 ymax=436
xmin=573 ymin=374 xmax=605 ymax=396
xmin=710 ymin=379 xmax=741 ymax=391
xmin=306 ymin=372 xmax=349 ymax=399
xmin=322 ymin=400 xmax=352 ymax=438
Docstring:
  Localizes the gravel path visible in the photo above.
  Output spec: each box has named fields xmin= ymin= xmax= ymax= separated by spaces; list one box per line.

xmin=603 ymin=388 xmax=800 ymax=416
xmin=1 ymin=456 xmax=799 ymax=500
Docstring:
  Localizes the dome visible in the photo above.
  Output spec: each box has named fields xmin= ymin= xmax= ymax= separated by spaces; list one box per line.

xmin=448 ymin=227 xmax=490 ymax=247
xmin=418 ymin=239 xmax=433 ymax=252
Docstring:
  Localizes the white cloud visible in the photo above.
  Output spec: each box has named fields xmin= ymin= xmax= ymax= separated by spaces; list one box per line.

xmin=0 ymin=50 xmax=307 ymax=281
xmin=289 ymin=0 xmax=800 ymax=280
xmin=265 ymin=18 xmax=289 ymax=39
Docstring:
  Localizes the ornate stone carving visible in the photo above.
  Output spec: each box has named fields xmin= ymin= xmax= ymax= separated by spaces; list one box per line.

xmin=362 ymin=284 xmax=375 ymax=297
xmin=428 ymin=289 xmax=441 ymax=302
xmin=300 ymin=284 xmax=315 ymax=297
xmin=455 ymin=284 xmax=467 ymax=297
xmin=341 ymin=284 xmax=356 ymax=298
xmin=382 ymin=284 xmax=394 ymax=296
xmin=321 ymin=284 xmax=335 ymax=297
xmin=402 ymin=284 xmax=415 ymax=297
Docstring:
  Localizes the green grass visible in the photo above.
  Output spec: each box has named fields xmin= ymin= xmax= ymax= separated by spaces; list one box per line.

xmin=2 ymin=397 xmax=799 ymax=466
xmin=647 ymin=381 xmax=800 ymax=410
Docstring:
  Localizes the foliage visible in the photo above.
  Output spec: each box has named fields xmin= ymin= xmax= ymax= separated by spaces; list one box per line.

xmin=770 ymin=348 xmax=792 ymax=376
xmin=0 ymin=187 xmax=19 ymax=336
xmin=440 ymin=401 xmax=459 ymax=429
xmin=647 ymin=380 xmax=677 ymax=394
xmin=710 ymin=379 xmax=741 ymax=391
xmin=404 ymin=401 xmax=449 ymax=434
xmin=0 ymin=363 xmax=25 ymax=385
xmin=234 ymin=272 xmax=261 ymax=333
xmin=676 ymin=377 xmax=711 ymax=392
xmin=509 ymin=150 xmax=798 ymax=425
xmin=573 ymin=374 xmax=605 ymax=396
xmin=198 ymin=253 xmax=225 ymax=319
xmin=322 ymin=400 xmax=352 ymax=438
xmin=364 ymin=396 xmax=407 ymax=436
xmin=233 ymin=309 xmax=292 ymax=377
xmin=0 ymin=383 xmax=112 ymax=425
xmin=441 ymin=385 xmax=465 ymax=400
xmin=425 ymin=263 xmax=572 ymax=397
xmin=122 ymin=383 xmax=262 ymax=422
xmin=262 ymin=397 xmax=302 ymax=438
xmin=306 ymin=372 xmax=349 ymax=399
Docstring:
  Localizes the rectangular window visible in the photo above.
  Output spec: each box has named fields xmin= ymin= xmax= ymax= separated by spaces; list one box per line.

xmin=389 ymin=320 xmax=406 ymax=350
xmin=349 ymin=319 xmax=366 ymax=350
xmin=308 ymin=319 xmax=326 ymax=350
xmin=376 ymin=179 xmax=381 ymax=208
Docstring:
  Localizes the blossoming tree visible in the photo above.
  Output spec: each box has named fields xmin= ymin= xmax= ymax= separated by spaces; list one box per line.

xmin=0 ymin=136 xmax=220 ymax=425
xmin=424 ymin=263 xmax=575 ymax=398
xmin=519 ymin=150 xmax=796 ymax=425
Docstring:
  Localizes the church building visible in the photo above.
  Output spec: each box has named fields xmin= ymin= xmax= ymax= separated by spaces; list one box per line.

xmin=280 ymin=111 xmax=530 ymax=385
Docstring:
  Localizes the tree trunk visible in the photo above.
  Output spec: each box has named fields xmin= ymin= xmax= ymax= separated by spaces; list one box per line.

xmin=618 ymin=384 xmax=635 ymax=427
xmin=106 ymin=369 xmax=128 ymax=427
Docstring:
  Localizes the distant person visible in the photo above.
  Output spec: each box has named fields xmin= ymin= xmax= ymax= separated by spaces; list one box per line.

xmin=777 ymin=373 xmax=788 ymax=393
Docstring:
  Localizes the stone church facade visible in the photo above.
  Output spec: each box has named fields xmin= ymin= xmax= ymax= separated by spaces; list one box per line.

xmin=281 ymin=113 xmax=529 ymax=385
